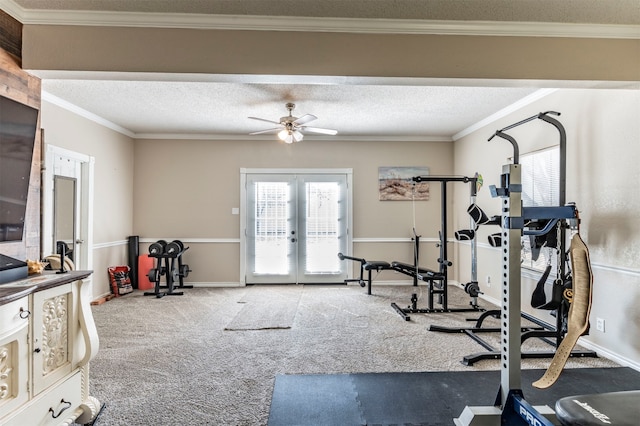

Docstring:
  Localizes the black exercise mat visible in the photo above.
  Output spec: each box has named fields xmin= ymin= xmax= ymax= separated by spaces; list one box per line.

xmin=268 ymin=368 xmax=640 ymax=425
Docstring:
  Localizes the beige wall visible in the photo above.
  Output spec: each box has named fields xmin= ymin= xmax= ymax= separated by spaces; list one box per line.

xmin=41 ymin=101 xmax=135 ymax=298
xmin=133 ymin=138 xmax=453 ymax=284
xmin=23 ymin=25 xmax=640 ymax=82
xmin=453 ymin=88 xmax=640 ymax=367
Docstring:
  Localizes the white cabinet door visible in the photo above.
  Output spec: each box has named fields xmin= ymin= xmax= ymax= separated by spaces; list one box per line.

xmin=31 ymin=283 xmax=73 ymax=395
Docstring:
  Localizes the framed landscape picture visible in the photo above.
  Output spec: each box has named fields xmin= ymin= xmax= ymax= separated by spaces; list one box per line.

xmin=378 ymin=166 xmax=430 ymax=201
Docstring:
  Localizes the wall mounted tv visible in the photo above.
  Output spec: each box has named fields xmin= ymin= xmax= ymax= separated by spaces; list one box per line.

xmin=0 ymin=94 xmax=38 ymax=243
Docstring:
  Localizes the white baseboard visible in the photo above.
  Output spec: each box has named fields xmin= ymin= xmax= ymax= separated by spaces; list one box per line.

xmin=190 ymin=282 xmax=245 ymax=288
xmin=577 ymin=338 xmax=640 ymax=372
xmin=451 ymin=281 xmax=640 ymax=372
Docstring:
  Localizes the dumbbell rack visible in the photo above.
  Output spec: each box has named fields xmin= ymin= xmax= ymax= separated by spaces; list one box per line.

xmin=144 ymin=240 xmax=193 ymax=298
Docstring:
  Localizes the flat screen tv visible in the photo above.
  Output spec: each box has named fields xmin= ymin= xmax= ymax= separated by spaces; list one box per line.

xmin=0 ymin=95 xmax=38 ymax=243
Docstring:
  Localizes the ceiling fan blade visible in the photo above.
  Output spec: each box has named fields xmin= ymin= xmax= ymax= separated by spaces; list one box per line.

xmin=293 ymin=114 xmax=317 ymax=125
xmin=301 ymin=126 xmax=338 ymax=136
xmin=248 ymin=116 xmax=281 ymax=125
xmin=249 ymin=128 xmax=281 ymax=135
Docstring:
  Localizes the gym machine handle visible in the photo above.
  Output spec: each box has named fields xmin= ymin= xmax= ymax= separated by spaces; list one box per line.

xmin=337 ymin=253 xmax=366 ymax=264
xmin=487 ymin=111 xmax=561 ymax=165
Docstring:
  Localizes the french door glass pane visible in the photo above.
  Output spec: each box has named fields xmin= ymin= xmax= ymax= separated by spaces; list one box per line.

xmin=304 ymin=182 xmax=341 ymax=274
xmin=254 ymin=181 xmax=290 ymax=275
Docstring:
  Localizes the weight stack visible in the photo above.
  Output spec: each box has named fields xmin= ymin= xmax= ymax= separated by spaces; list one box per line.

xmin=127 ymin=235 xmax=140 ymax=289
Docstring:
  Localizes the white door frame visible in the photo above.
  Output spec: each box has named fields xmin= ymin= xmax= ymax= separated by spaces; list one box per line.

xmin=42 ymin=145 xmax=95 ymax=272
xmin=240 ymin=168 xmax=353 ymax=286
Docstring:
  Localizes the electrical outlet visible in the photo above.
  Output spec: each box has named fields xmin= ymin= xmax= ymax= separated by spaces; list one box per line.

xmin=596 ymin=317 xmax=605 ymax=332
xmin=485 ymin=275 xmax=491 ymax=287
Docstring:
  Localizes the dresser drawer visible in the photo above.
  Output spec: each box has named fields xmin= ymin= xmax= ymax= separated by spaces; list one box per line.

xmin=0 ymin=296 xmax=29 ymax=336
xmin=3 ymin=371 xmax=82 ymax=426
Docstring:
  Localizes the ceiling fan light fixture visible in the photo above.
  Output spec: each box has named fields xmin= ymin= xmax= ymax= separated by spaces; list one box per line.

xmin=250 ymin=103 xmax=336 ymax=144
xmin=278 ymin=128 xmax=304 ymax=144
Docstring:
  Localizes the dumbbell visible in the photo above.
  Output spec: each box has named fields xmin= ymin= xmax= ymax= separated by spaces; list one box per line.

xmin=149 ymin=240 xmax=167 ymax=255
xmin=165 ymin=240 xmax=182 ymax=257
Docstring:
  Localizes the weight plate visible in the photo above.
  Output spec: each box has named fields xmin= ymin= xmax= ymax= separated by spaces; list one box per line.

xmin=147 ymin=268 xmax=159 ymax=282
xmin=172 ymin=240 xmax=184 ymax=251
xmin=180 ymin=264 xmax=190 ymax=278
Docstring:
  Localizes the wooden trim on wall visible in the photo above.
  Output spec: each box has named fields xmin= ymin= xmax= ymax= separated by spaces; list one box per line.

xmin=0 ymin=9 xmax=21 ymax=59
xmin=0 ymin=47 xmax=41 ymax=260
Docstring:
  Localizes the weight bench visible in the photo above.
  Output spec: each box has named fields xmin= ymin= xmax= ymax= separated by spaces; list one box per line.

xmin=337 ymin=254 xmax=444 ymax=296
xmin=555 ymin=390 xmax=640 ymax=425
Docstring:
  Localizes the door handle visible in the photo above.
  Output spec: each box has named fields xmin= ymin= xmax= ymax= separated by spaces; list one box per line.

xmin=76 ymin=239 xmax=84 ymax=244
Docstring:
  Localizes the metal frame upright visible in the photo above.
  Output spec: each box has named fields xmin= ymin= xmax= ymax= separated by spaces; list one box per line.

xmin=454 ymin=112 xmax=582 ymax=425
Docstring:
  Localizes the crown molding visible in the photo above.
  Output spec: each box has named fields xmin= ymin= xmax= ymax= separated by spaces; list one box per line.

xmin=453 ymin=88 xmax=558 ymax=140
xmin=1 ymin=0 xmax=638 ymax=39
xmin=133 ymin=133 xmax=452 ymax=142
xmin=42 ymin=91 xmax=136 ymax=138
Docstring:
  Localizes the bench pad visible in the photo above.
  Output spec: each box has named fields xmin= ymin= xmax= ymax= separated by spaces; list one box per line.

xmin=391 ymin=261 xmax=442 ymax=279
xmin=363 ymin=261 xmax=391 ymax=271
xmin=555 ymin=390 xmax=640 ymax=426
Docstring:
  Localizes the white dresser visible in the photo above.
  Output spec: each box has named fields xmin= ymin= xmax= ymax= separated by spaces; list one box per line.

xmin=0 ymin=271 xmax=101 ymax=425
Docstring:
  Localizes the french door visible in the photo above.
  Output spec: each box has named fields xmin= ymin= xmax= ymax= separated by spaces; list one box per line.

xmin=242 ymin=170 xmax=351 ymax=284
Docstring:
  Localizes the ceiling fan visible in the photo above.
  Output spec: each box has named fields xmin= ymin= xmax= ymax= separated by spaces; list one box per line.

xmin=249 ymin=102 xmax=338 ymax=143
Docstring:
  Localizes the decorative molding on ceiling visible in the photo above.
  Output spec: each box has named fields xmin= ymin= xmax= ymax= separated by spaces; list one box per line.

xmin=134 ymin=133 xmax=453 ymax=142
xmin=453 ymin=88 xmax=558 ymax=140
xmin=42 ymin=91 xmax=135 ymax=138
xmin=1 ymin=0 xmax=638 ymax=39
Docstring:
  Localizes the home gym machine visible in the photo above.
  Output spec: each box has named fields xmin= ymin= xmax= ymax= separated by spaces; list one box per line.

xmin=430 ymin=111 xmax=596 ymax=366
xmin=454 ymin=111 xmax=596 ymax=425
xmin=390 ymin=175 xmax=486 ymax=319
xmin=144 ymin=239 xmax=193 ymax=298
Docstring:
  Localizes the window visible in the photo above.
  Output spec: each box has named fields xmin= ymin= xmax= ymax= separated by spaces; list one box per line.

xmin=520 ymin=146 xmax=560 ymax=271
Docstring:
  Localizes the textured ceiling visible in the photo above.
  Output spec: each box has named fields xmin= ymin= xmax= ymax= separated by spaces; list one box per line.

xmin=41 ymin=78 xmax=541 ymax=137
xmin=8 ymin=0 xmax=640 ymax=139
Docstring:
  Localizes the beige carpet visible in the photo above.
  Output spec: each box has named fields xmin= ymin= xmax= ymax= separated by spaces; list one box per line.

xmin=85 ymin=284 xmax=619 ymax=425
xmin=225 ymin=286 xmax=302 ymax=331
